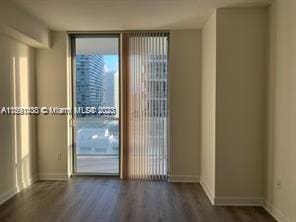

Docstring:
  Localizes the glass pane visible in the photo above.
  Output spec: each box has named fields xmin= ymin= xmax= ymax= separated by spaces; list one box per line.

xmin=74 ymin=36 xmax=119 ymax=174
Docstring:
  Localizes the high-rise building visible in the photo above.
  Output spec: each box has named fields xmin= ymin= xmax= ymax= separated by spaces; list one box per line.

xmin=103 ymin=71 xmax=115 ymax=107
xmin=103 ymin=70 xmax=119 ymax=117
xmin=76 ymin=55 xmax=105 ymax=108
xmin=114 ymin=71 xmax=119 ymax=118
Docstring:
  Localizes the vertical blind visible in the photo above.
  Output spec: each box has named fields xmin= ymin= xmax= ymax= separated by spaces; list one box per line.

xmin=127 ymin=32 xmax=169 ymax=180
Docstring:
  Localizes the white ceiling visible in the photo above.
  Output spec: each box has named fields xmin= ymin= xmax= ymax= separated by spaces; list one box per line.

xmin=11 ymin=0 xmax=270 ymax=31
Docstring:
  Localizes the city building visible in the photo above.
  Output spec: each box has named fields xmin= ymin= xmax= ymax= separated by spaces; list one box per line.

xmin=76 ymin=54 xmax=105 ymax=108
xmin=102 ymin=70 xmax=116 ymax=108
xmin=146 ymin=54 xmax=168 ymax=117
xmin=114 ymin=71 xmax=119 ymax=118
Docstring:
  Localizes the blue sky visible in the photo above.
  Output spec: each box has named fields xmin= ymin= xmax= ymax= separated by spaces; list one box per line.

xmin=103 ymin=55 xmax=119 ymax=72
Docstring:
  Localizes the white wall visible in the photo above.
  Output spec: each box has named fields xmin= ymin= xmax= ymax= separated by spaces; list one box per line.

xmin=201 ymin=12 xmax=216 ymax=200
xmin=200 ymin=8 xmax=267 ymax=205
xmin=265 ymin=1 xmax=296 ymax=221
xmin=0 ymin=0 xmax=50 ymax=48
xmin=35 ymin=31 xmax=69 ymax=180
xmin=169 ymin=30 xmax=201 ymax=182
xmin=35 ymin=30 xmax=202 ymax=181
xmin=0 ymin=34 xmax=37 ymax=204
xmin=215 ymin=8 xmax=267 ymax=202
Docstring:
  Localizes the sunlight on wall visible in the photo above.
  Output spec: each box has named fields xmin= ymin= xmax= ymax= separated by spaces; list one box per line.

xmin=19 ymin=56 xmax=30 ymax=159
xmin=0 ymin=34 xmax=36 ymax=198
xmin=19 ymin=56 xmax=30 ymax=189
xmin=12 ymin=53 xmax=33 ymax=192
xmin=12 ymin=56 xmax=19 ymax=190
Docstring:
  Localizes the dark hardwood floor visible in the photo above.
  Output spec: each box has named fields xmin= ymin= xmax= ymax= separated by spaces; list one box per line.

xmin=0 ymin=178 xmax=276 ymax=222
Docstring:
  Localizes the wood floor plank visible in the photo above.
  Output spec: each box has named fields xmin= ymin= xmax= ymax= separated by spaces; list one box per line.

xmin=0 ymin=178 xmax=277 ymax=222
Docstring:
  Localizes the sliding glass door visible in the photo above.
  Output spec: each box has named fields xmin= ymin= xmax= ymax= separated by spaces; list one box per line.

xmin=70 ymin=32 xmax=168 ymax=178
xmin=72 ymin=35 xmax=120 ymax=175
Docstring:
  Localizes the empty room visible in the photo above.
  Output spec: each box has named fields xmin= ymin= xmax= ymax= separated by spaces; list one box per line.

xmin=0 ymin=0 xmax=295 ymax=221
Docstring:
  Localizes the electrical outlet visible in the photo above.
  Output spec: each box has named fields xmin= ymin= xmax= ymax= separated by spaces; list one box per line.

xmin=58 ymin=153 xmax=62 ymax=161
xmin=276 ymin=179 xmax=282 ymax=190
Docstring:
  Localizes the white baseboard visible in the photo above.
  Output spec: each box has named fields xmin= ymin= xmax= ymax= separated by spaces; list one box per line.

xmin=0 ymin=187 xmax=17 ymax=206
xmin=198 ymin=183 xmax=293 ymax=222
xmin=200 ymin=180 xmax=215 ymax=205
xmin=168 ymin=175 xmax=200 ymax=183
xmin=264 ymin=200 xmax=292 ymax=222
xmin=213 ymin=196 xmax=264 ymax=206
xmin=38 ymin=173 xmax=69 ymax=180
xmin=199 ymin=179 xmax=264 ymax=206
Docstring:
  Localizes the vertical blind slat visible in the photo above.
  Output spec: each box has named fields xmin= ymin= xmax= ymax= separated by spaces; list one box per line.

xmin=157 ymin=33 xmax=161 ymax=179
xmin=160 ymin=33 xmax=163 ymax=179
xmin=135 ymin=34 xmax=138 ymax=178
xmin=132 ymin=36 xmax=134 ymax=179
xmin=137 ymin=33 xmax=140 ymax=179
xmin=162 ymin=33 xmax=166 ymax=179
xmin=160 ymin=34 xmax=165 ymax=179
xmin=148 ymin=34 xmax=152 ymax=180
xmin=152 ymin=33 xmax=156 ymax=180
xmin=144 ymin=33 xmax=148 ymax=179
xmin=128 ymin=36 xmax=132 ymax=178
xmin=140 ymin=33 xmax=143 ymax=179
